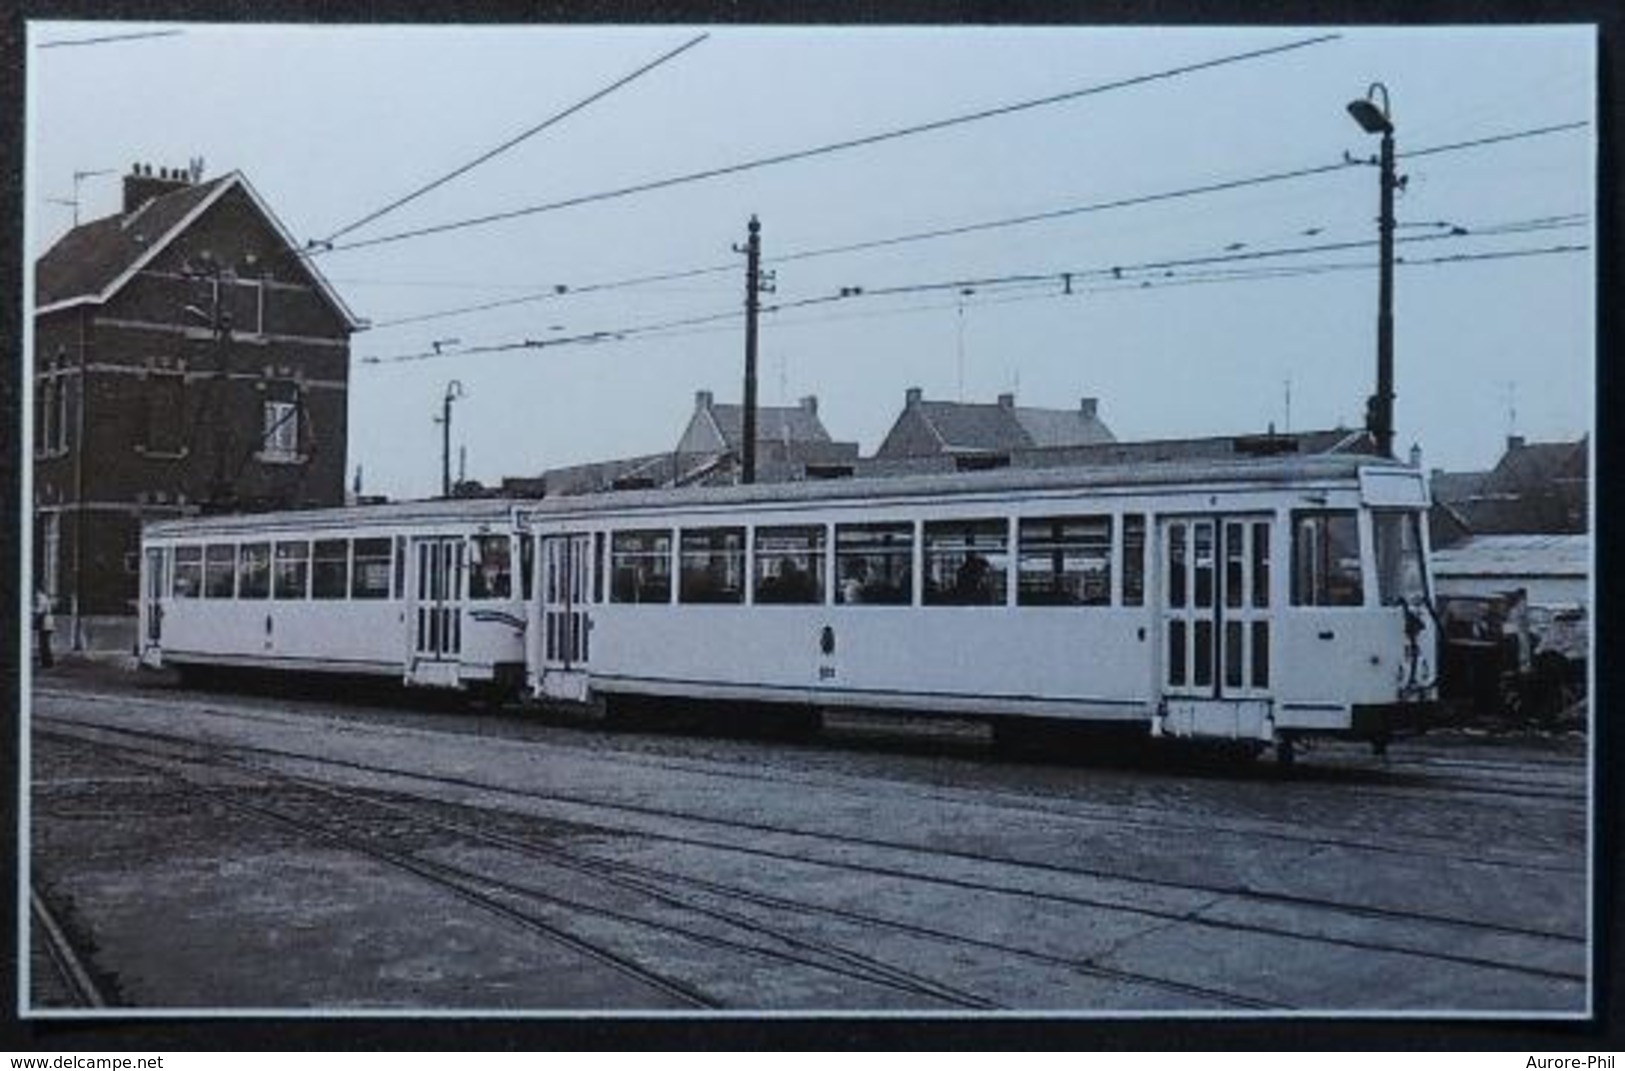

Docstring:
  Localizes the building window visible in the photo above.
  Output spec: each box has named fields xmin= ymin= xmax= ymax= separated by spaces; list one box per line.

xmin=1017 ymin=516 xmax=1112 ymax=606
xmin=753 ymin=525 xmax=826 ymax=605
xmin=263 ymin=398 xmax=300 ymax=461
xmin=36 ymin=376 xmax=54 ymax=455
xmin=679 ymin=528 xmax=746 ymax=604
xmin=923 ymin=519 xmax=1008 ymax=606
xmin=835 ymin=522 xmax=913 ymax=605
xmin=143 ymin=372 xmax=187 ymax=456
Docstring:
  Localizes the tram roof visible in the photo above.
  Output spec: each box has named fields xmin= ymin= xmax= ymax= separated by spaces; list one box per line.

xmin=145 ymin=453 xmax=1416 ymax=538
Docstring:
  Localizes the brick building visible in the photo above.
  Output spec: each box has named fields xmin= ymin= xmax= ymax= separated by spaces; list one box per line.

xmin=33 ymin=163 xmax=362 ymax=647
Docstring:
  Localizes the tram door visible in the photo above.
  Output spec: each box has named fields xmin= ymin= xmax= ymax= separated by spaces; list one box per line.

xmin=537 ymin=533 xmax=595 ymax=702
xmin=407 ymin=535 xmax=465 ymax=687
xmin=1157 ymin=516 xmax=1274 ymax=739
xmin=141 ymin=547 xmax=166 ymax=651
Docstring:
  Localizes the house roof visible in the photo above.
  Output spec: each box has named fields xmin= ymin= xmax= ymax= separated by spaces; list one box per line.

xmin=1431 ymin=534 xmax=1590 ymax=579
xmin=1011 ymin=405 xmax=1116 ymax=448
xmin=35 ymin=171 xmax=362 ymax=330
xmin=1430 ymin=437 xmax=1588 ymax=536
xmin=706 ymin=402 xmax=832 ymax=448
xmin=917 ymin=401 xmax=1035 ymax=454
xmin=1011 ymin=427 xmax=1371 ymax=468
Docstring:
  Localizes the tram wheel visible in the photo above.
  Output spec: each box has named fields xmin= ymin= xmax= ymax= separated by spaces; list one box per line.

xmin=1275 ymin=738 xmax=1297 ymax=767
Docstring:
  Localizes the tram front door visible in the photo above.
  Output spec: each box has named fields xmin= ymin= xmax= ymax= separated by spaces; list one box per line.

xmin=408 ymin=535 xmax=465 ymax=687
xmin=537 ymin=533 xmax=595 ymax=702
xmin=1157 ymin=515 xmax=1274 ymax=740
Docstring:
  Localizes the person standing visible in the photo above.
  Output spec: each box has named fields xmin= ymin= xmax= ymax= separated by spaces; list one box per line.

xmin=33 ymin=588 xmax=55 ymax=669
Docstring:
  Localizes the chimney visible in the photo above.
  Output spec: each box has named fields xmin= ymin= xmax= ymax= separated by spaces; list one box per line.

xmin=123 ymin=161 xmax=193 ymax=214
xmin=997 ymin=392 xmax=1015 ymax=409
xmin=694 ymin=389 xmax=713 ymax=410
xmin=1079 ymin=397 xmax=1098 ymax=420
xmin=799 ymin=395 xmax=818 ymax=416
xmin=1408 ymin=443 xmax=1423 ymax=469
xmin=1507 ymin=434 xmax=1526 ymax=453
xmin=905 ymin=386 xmax=922 ymax=408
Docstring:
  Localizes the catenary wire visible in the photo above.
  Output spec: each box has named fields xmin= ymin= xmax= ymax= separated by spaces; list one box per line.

xmin=318 ymin=33 xmax=709 ymax=245
xmin=318 ymin=34 xmax=1341 ymax=256
xmin=357 ymin=229 xmax=1584 ymax=365
xmin=361 ymin=118 xmax=1588 ymax=332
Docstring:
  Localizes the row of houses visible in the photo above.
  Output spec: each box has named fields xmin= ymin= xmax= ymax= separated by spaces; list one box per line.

xmin=32 ymin=162 xmax=1589 ymax=650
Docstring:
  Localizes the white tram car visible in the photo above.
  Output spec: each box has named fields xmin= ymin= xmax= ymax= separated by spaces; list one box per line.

xmin=137 ymin=453 xmax=1439 ymax=752
xmin=138 ymin=498 xmax=530 ymax=697
xmin=520 ymin=454 xmax=1438 ymax=751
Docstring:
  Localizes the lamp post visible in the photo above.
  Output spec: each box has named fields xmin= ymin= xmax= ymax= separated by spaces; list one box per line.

xmin=437 ymin=380 xmax=464 ymax=497
xmin=1348 ymin=82 xmax=1397 ymax=458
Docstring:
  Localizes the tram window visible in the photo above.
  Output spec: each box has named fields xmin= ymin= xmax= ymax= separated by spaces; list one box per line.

xmin=1291 ymin=511 xmax=1363 ymax=607
xmin=924 ymin=520 xmax=1007 ymax=606
xmin=1122 ymin=515 xmax=1146 ymax=606
xmin=204 ymin=545 xmax=236 ymax=598
xmin=1017 ymin=516 xmax=1111 ymax=606
xmin=1251 ymin=522 xmax=1271 ymax=608
xmin=239 ymin=543 xmax=271 ymax=599
xmin=393 ymin=536 xmax=407 ymax=599
xmin=611 ymin=530 xmax=673 ymax=604
xmin=835 ymin=523 xmax=914 ymax=605
xmin=273 ymin=541 xmax=311 ymax=599
xmin=679 ymin=528 xmax=746 ymax=604
xmin=1251 ymin=620 xmax=1270 ymax=687
xmin=312 ymin=539 xmax=349 ymax=599
xmin=1225 ymin=523 xmax=1245 ymax=609
xmin=520 ymin=535 xmax=535 ymax=601
xmin=1193 ymin=523 xmax=1215 ymax=609
xmin=1168 ymin=525 xmax=1186 ymax=608
xmin=594 ymin=533 xmax=606 ymax=604
xmin=469 ymin=535 xmax=512 ymax=600
xmin=352 ymin=538 xmax=392 ymax=599
xmin=1373 ymin=511 xmax=1427 ymax=605
xmin=753 ymin=525 xmax=826 ymax=605
xmin=172 ymin=546 xmax=203 ymax=599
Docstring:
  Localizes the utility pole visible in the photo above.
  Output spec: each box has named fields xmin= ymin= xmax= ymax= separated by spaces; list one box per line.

xmin=182 ymin=257 xmax=234 ymax=510
xmin=437 ymin=380 xmax=464 ymax=497
xmin=734 ymin=215 xmax=774 ymax=484
xmin=1348 ymin=83 xmax=1399 ymax=458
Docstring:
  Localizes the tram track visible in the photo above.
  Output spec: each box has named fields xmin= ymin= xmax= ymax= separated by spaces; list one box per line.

xmin=30 ymin=885 xmax=108 ymax=1009
xmin=35 ymin=685 xmax=1586 ymax=875
xmin=34 ymin=710 xmax=1588 ymax=1006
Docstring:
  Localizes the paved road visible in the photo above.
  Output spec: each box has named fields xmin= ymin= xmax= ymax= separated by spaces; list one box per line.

xmin=25 ymin=670 xmax=1590 ymax=1015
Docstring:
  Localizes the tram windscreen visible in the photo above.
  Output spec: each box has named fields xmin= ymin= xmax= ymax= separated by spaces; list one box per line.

xmin=1373 ymin=511 xmax=1428 ymax=605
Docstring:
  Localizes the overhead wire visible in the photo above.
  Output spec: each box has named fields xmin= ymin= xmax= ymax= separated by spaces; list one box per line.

xmin=357 ymin=217 xmax=1586 ymax=365
xmin=318 ymin=33 xmax=1341 ymax=256
xmin=317 ymin=33 xmax=709 ymax=245
xmin=360 ymin=118 xmax=1588 ymax=333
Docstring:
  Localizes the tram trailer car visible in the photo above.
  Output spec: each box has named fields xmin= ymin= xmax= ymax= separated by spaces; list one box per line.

xmin=522 ymin=455 xmax=1440 ymax=754
xmin=139 ymin=498 xmax=530 ymax=698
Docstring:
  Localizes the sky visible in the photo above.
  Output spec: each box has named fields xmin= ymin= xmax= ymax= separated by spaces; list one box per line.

xmin=25 ymin=21 xmax=1595 ymax=501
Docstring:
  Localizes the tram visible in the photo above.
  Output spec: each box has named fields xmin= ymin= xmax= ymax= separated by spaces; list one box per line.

xmin=519 ymin=453 xmax=1438 ymax=753
xmin=138 ymin=453 xmax=1440 ymax=754
xmin=138 ymin=497 xmax=529 ymax=697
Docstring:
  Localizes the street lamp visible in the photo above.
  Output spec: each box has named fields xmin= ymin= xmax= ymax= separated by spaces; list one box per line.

xmin=1347 ymin=82 xmax=1397 ymax=458
xmin=437 ymin=380 xmax=464 ymax=497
